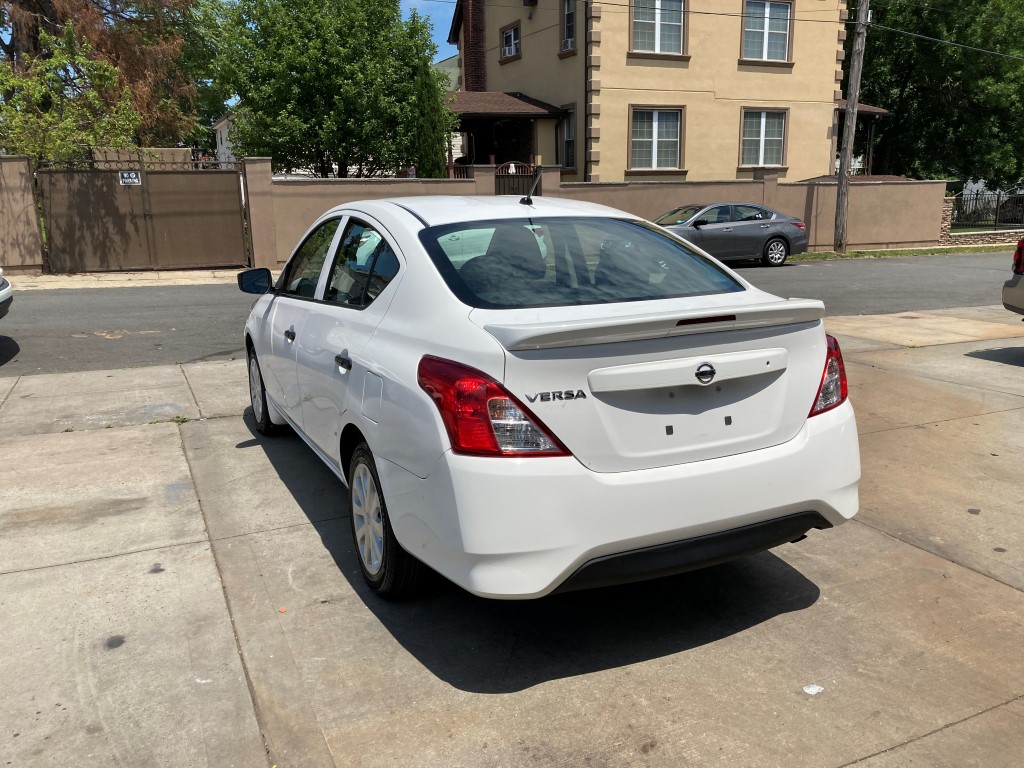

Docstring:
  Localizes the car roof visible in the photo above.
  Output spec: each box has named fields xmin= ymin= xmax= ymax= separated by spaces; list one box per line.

xmin=325 ymin=195 xmax=635 ymax=228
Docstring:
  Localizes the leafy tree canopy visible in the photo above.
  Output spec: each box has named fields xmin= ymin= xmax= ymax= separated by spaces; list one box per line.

xmin=218 ymin=0 xmax=455 ymax=177
xmin=854 ymin=0 xmax=1024 ymax=188
xmin=0 ymin=25 xmax=141 ymax=161
xmin=2 ymin=0 xmax=199 ymax=145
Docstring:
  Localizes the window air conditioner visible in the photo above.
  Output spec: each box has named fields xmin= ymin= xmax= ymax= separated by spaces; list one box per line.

xmin=502 ymin=45 xmax=518 ymax=58
xmin=561 ymin=38 xmax=575 ymax=52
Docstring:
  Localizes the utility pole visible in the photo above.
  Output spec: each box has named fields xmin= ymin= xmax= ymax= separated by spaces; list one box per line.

xmin=835 ymin=0 xmax=870 ymax=253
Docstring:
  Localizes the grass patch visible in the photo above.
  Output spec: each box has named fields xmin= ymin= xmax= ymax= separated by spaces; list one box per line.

xmin=149 ymin=415 xmax=193 ymax=425
xmin=792 ymin=243 xmax=1015 ymax=262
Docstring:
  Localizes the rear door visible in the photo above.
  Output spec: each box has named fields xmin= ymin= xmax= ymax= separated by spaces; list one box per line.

xmin=731 ymin=204 xmax=774 ymax=258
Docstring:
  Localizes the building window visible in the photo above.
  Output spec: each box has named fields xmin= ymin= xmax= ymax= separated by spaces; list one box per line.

xmin=632 ymin=0 xmax=684 ymax=55
xmin=500 ymin=24 xmax=521 ymax=61
xmin=562 ymin=109 xmax=576 ymax=168
xmin=631 ymin=109 xmax=681 ymax=169
xmin=741 ymin=110 xmax=786 ymax=166
xmin=743 ymin=1 xmax=791 ymax=61
xmin=562 ymin=1 xmax=576 ymax=50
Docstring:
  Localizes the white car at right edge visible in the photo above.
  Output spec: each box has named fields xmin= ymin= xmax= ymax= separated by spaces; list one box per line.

xmin=1003 ymin=239 xmax=1024 ymax=316
xmin=238 ymin=195 xmax=860 ymax=600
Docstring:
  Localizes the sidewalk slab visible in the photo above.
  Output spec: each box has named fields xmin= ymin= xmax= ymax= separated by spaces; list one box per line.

xmin=859 ymin=407 xmax=1024 ymax=592
xmin=854 ymin=698 xmax=1024 ymax=767
xmin=849 ymin=338 xmax=1024 ymax=398
xmin=0 ymin=375 xmax=16 ymax=403
xmin=182 ymin=359 xmax=248 ymax=419
xmin=180 ymin=417 xmax=342 ymax=541
xmin=826 ymin=309 xmax=1024 ymax=348
xmin=0 ymin=424 xmax=207 ymax=573
xmin=0 ymin=365 xmax=198 ymax=436
xmin=183 ymin=415 xmax=1024 ymax=768
xmin=847 ymin=360 xmax=1024 ymax=435
xmin=0 ymin=543 xmax=266 ymax=768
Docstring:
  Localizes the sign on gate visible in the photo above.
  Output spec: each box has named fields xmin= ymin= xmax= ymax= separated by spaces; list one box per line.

xmin=118 ymin=171 xmax=142 ymax=186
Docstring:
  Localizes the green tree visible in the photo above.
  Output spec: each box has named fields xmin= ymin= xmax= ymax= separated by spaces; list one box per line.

xmin=218 ymin=0 xmax=453 ymax=177
xmin=853 ymin=0 xmax=1024 ymax=187
xmin=0 ymin=25 xmax=141 ymax=161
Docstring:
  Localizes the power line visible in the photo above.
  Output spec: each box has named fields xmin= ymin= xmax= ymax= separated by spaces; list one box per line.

xmin=869 ymin=22 xmax=1024 ymax=62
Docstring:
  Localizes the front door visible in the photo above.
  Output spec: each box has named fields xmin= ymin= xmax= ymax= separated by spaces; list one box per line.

xmin=264 ymin=218 xmax=342 ymax=424
xmin=691 ymin=205 xmax=735 ymax=259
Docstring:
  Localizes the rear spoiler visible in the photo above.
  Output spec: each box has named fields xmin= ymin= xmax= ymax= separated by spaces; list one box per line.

xmin=483 ymin=299 xmax=825 ymax=351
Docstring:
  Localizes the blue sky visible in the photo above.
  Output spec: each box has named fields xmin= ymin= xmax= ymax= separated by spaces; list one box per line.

xmin=401 ymin=0 xmax=460 ymax=62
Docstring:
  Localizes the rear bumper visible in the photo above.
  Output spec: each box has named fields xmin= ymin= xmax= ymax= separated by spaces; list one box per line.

xmin=379 ymin=399 xmax=859 ymax=599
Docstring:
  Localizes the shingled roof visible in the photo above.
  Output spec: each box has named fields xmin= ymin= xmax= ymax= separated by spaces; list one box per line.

xmin=449 ymin=91 xmax=566 ymax=118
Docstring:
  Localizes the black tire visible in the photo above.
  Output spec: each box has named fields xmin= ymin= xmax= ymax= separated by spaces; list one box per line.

xmin=762 ymin=237 xmax=789 ymax=267
xmin=247 ymin=349 xmax=278 ymax=436
xmin=348 ymin=442 xmax=427 ymax=598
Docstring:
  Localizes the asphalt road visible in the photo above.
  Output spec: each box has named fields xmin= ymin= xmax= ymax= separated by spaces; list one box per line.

xmin=0 ymin=252 xmax=1015 ymax=377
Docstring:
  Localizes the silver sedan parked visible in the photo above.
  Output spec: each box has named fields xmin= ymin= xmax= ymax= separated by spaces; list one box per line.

xmin=655 ymin=203 xmax=809 ymax=267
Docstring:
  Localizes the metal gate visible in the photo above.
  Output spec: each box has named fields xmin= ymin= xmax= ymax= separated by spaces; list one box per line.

xmin=495 ymin=162 xmax=540 ymax=197
xmin=37 ymin=160 xmax=249 ymax=273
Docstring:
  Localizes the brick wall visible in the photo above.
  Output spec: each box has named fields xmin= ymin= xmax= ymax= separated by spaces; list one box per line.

xmin=463 ymin=0 xmax=486 ymax=92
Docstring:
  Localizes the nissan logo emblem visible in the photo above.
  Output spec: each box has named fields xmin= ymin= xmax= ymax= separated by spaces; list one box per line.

xmin=695 ymin=363 xmax=717 ymax=384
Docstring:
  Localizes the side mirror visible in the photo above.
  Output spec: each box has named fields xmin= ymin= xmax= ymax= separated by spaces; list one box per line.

xmin=692 ymin=219 xmax=709 ymax=229
xmin=238 ymin=268 xmax=272 ymax=294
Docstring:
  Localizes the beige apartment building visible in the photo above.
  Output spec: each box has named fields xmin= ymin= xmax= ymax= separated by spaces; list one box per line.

xmin=448 ymin=0 xmax=848 ymax=183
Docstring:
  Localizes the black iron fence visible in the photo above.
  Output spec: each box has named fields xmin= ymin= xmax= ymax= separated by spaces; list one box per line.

xmin=952 ymin=191 xmax=1024 ymax=229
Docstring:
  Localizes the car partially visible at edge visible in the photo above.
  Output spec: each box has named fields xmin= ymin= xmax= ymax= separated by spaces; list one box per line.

xmin=1003 ymin=239 xmax=1024 ymax=316
xmin=0 ymin=267 xmax=12 ymax=320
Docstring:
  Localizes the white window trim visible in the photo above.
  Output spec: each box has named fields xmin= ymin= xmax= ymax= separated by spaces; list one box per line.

xmin=502 ymin=26 xmax=521 ymax=57
xmin=742 ymin=110 xmax=785 ymax=166
xmin=744 ymin=1 xmax=791 ymax=62
xmin=632 ymin=109 xmax=681 ymax=170
xmin=633 ymin=0 xmax=684 ymax=55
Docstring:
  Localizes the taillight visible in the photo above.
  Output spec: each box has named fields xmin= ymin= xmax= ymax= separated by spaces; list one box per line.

xmin=1013 ymin=240 xmax=1024 ymax=275
xmin=792 ymin=221 xmax=806 ymax=231
xmin=417 ymin=356 xmax=570 ymax=457
xmin=809 ymin=335 xmax=848 ymax=417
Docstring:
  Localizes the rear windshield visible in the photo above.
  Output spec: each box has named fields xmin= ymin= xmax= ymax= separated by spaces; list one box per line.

xmin=418 ymin=217 xmax=744 ymax=309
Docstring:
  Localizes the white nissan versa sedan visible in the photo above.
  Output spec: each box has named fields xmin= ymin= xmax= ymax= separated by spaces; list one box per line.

xmin=239 ymin=196 xmax=860 ymax=599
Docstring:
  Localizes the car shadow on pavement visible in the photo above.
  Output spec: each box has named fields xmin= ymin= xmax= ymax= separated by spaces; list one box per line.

xmin=0 ymin=336 xmax=20 ymax=368
xmin=245 ymin=411 xmax=822 ymax=694
xmin=965 ymin=346 xmax=1024 ymax=367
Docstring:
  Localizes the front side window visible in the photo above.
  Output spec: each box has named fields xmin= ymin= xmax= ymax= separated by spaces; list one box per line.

xmin=280 ymin=218 xmax=340 ymax=297
xmin=741 ymin=110 xmax=786 ymax=166
xmin=419 ymin=217 xmax=743 ymax=309
xmin=631 ymin=109 xmax=681 ymax=169
xmin=743 ymin=1 xmax=791 ymax=61
xmin=324 ymin=219 xmax=400 ymax=308
xmin=501 ymin=25 xmax=521 ymax=59
xmin=562 ymin=109 xmax=576 ymax=168
xmin=632 ymin=0 xmax=684 ymax=54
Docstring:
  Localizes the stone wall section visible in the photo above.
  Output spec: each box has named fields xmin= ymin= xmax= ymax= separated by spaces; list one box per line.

xmin=940 ymin=197 xmax=1024 ymax=246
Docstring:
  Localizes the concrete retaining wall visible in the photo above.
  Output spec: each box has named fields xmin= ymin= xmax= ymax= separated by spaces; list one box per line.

xmin=240 ymin=158 xmax=949 ymax=268
xmin=0 ymin=157 xmax=45 ymax=275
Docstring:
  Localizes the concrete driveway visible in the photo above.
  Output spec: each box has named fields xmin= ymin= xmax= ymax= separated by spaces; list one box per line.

xmin=2 ymin=307 xmax=1023 ymax=767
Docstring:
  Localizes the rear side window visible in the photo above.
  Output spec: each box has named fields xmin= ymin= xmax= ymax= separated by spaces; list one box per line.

xmin=324 ymin=218 xmax=400 ymax=308
xmin=419 ymin=217 xmax=744 ymax=309
xmin=280 ymin=218 xmax=340 ymax=297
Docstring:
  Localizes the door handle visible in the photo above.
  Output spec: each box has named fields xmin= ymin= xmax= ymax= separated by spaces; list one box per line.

xmin=335 ymin=354 xmax=352 ymax=370
xmin=284 ymin=329 xmax=296 ymax=342
xmin=760 ymin=224 xmax=770 ymax=228
xmin=723 ymin=228 xmax=733 ymax=233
